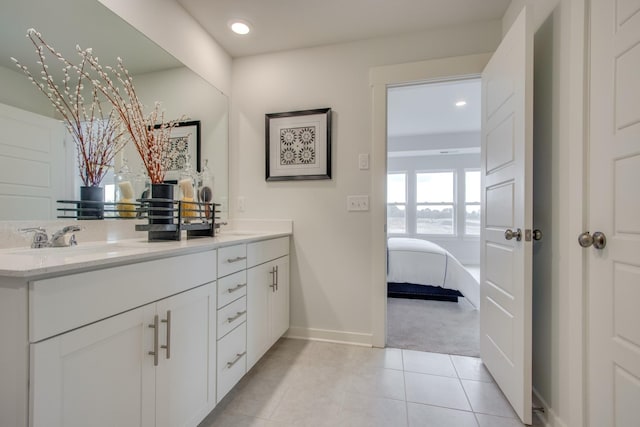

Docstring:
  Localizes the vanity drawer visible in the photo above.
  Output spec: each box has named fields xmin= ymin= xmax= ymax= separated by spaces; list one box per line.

xmin=247 ymin=237 xmax=289 ymax=268
xmin=217 ymin=296 xmax=246 ymax=339
xmin=217 ymin=270 xmax=247 ymax=308
xmin=216 ymin=322 xmax=246 ymax=402
xmin=218 ymin=244 xmax=247 ymax=277
xmin=29 ymin=250 xmax=217 ymax=343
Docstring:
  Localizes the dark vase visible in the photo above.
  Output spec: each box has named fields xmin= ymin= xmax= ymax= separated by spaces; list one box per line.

xmin=150 ymin=183 xmax=174 ymax=224
xmin=79 ymin=186 xmax=104 ymax=219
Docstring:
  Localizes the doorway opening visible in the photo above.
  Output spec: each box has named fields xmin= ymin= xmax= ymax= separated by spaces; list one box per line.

xmin=385 ymin=78 xmax=481 ymax=357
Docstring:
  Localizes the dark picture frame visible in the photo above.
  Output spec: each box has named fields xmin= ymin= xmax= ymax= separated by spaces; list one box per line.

xmin=265 ymin=108 xmax=332 ymax=181
xmin=154 ymin=120 xmax=201 ymax=184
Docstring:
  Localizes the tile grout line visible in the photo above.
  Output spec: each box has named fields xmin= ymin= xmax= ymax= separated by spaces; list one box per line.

xmin=451 ymin=353 xmax=481 ymax=426
xmin=401 ymin=349 xmax=411 ymax=427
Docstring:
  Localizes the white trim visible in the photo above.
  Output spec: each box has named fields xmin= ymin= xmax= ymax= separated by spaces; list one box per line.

xmin=284 ymin=326 xmax=372 ymax=347
xmin=533 ymin=387 xmax=570 ymax=427
xmin=369 ymin=53 xmax=491 ymax=348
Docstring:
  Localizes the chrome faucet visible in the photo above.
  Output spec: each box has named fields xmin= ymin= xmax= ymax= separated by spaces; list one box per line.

xmin=50 ymin=225 xmax=82 ymax=247
xmin=19 ymin=227 xmax=50 ymax=248
xmin=20 ymin=225 xmax=82 ymax=248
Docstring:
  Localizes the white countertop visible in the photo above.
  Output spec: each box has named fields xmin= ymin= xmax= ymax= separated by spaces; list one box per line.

xmin=0 ymin=230 xmax=290 ymax=279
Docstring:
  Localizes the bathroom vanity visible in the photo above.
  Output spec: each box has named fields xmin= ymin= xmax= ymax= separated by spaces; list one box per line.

xmin=0 ymin=230 xmax=290 ymax=427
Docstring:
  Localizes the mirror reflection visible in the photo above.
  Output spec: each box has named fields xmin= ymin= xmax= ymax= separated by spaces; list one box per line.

xmin=0 ymin=0 xmax=229 ymax=221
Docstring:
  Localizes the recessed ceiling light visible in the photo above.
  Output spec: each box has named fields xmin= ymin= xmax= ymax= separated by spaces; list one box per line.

xmin=230 ymin=21 xmax=250 ymax=35
xmin=455 ymin=100 xmax=467 ymax=107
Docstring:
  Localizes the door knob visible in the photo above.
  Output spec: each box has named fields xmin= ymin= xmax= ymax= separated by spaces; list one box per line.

xmin=578 ymin=231 xmax=607 ymax=249
xmin=532 ymin=229 xmax=543 ymax=241
xmin=505 ymin=228 xmax=522 ymax=241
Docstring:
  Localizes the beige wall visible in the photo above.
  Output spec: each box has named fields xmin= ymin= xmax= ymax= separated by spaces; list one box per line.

xmin=230 ymin=21 xmax=501 ymax=343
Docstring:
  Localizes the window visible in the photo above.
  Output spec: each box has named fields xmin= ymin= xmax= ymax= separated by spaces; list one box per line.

xmin=416 ymin=171 xmax=454 ymax=235
xmin=465 ymin=170 xmax=480 ymax=235
xmin=387 ymin=173 xmax=407 ymax=233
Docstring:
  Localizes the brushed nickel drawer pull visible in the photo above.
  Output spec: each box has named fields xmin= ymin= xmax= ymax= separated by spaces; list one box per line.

xmin=148 ymin=315 xmax=159 ymax=366
xmin=226 ymin=351 xmax=247 ymax=368
xmin=227 ymin=283 xmax=247 ymax=293
xmin=160 ymin=310 xmax=171 ymax=359
xmin=227 ymin=310 xmax=247 ymax=323
xmin=226 ymin=256 xmax=247 ymax=263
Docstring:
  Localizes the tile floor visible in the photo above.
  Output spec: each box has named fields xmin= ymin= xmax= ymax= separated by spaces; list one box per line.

xmin=199 ymin=338 xmax=542 ymax=427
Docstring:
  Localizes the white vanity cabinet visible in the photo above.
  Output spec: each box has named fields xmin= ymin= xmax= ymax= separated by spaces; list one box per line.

xmin=28 ymin=250 xmax=218 ymax=427
xmin=0 ymin=230 xmax=292 ymax=427
xmin=246 ymin=237 xmax=290 ymax=370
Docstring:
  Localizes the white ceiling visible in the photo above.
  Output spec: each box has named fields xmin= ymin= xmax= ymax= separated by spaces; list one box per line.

xmin=176 ymin=0 xmax=511 ymax=58
xmin=175 ymin=0 xmax=503 ymax=137
xmin=387 ymin=79 xmax=481 ymax=137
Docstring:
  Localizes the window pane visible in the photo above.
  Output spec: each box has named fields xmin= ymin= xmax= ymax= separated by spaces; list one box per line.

xmin=416 ymin=205 xmax=454 ymax=234
xmin=465 ymin=204 xmax=480 ymax=235
xmin=416 ymin=172 xmax=453 ymax=203
xmin=387 ymin=205 xmax=406 ymax=233
xmin=387 ymin=173 xmax=406 ymax=203
xmin=465 ymin=170 xmax=481 ymax=203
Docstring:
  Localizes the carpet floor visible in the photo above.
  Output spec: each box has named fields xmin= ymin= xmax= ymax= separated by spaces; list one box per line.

xmin=387 ymin=296 xmax=480 ymax=357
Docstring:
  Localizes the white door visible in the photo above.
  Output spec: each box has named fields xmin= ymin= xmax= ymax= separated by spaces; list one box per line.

xmin=155 ymin=283 xmax=216 ymax=427
xmin=30 ymin=304 xmax=156 ymax=427
xmin=588 ymin=0 xmax=640 ymax=425
xmin=480 ymin=6 xmax=533 ymax=425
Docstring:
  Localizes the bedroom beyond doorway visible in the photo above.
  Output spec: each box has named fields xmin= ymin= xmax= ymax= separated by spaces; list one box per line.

xmin=386 ymin=78 xmax=481 ymax=357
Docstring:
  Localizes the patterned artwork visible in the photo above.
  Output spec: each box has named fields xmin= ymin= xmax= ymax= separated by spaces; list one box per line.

xmin=279 ymin=126 xmax=317 ymax=166
xmin=163 ymin=136 xmax=190 ymax=171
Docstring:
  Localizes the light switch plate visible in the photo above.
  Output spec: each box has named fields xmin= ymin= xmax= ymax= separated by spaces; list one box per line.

xmin=358 ymin=154 xmax=370 ymax=170
xmin=347 ymin=195 xmax=369 ymax=211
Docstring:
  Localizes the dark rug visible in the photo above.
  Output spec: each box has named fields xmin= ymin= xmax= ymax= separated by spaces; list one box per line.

xmin=387 ymin=296 xmax=480 ymax=357
xmin=387 ymin=282 xmax=463 ymax=302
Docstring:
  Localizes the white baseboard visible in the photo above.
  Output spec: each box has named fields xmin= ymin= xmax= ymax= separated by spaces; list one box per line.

xmin=285 ymin=326 xmax=373 ymax=347
xmin=532 ymin=388 xmax=568 ymax=427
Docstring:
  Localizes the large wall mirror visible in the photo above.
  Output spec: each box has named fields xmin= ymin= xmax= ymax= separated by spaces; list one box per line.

xmin=0 ymin=0 xmax=229 ymax=221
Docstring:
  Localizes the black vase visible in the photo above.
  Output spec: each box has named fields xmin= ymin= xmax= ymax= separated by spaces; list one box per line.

xmin=79 ymin=186 xmax=104 ymax=219
xmin=150 ymin=183 xmax=174 ymax=224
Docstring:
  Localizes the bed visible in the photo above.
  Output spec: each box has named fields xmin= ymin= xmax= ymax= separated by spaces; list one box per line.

xmin=387 ymin=237 xmax=479 ymax=309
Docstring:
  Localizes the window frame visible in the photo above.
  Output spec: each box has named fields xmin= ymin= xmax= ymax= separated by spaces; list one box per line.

xmin=415 ymin=169 xmax=457 ymax=236
xmin=386 ymin=171 xmax=408 ymax=234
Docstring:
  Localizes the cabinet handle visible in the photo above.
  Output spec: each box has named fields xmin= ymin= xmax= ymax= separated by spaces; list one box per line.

xmin=275 ymin=265 xmax=279 ymax=291
xmin=226 ymin=256 xmax=247 ymax=263
xmin=161 ymin=310 xmax=171 ymax=360
xmin=227 ymin=310 xmax=247 ymax=323
xmin=269 ymin=267 xmax=276 ymax=292
xmin=226 ymin=351 xmax=247 ymax=368
xmin=228 ymin=283 xmax=247 ymax=293
xmin=148 ymin=315 xmax=159 ymax=366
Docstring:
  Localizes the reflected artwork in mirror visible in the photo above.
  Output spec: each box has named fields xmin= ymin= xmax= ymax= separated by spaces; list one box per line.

xmin=0 ymin=0 xmax=229 ymax=221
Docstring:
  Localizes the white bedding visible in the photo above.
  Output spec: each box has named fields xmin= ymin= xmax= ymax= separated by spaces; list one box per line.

xmin=387 ymin=237 xmax=479 ymax=309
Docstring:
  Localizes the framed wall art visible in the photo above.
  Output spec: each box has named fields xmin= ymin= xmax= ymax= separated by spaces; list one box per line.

xmin=155 ymin=120 xmax=201 ymax=183
xmin=265 ymin=108 xmax=332 ymax=181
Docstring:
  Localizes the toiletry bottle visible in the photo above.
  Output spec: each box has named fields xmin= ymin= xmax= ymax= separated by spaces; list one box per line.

xmin=178 ymin=154 xmax=198 ymax=222
xmin=115 ymin=158 xmax=136 ymax=218
xmin=197 ymin=159 xmax=214 ymax=219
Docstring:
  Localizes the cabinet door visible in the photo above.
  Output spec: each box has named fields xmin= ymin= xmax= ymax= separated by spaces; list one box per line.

xmin=246 ymin=262 xmax=271 ymax=370
xmin=271 ymin=256 xmax=290 ymax=344
xmin=30 ymin=304 xmax=156 ymax=427
xmin=155 ymin=283 xmax=216 ymax=427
